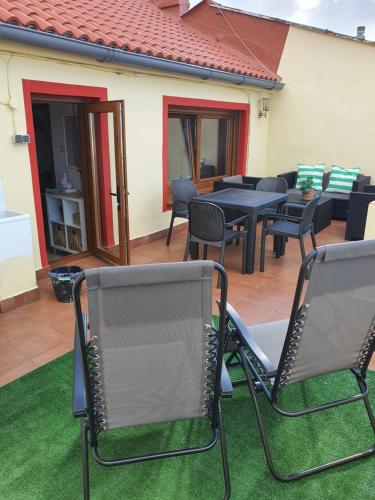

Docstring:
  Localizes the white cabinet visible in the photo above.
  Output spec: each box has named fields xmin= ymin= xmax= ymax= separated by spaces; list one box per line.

xmin=46 ymin=192 xmax=87 ymax=254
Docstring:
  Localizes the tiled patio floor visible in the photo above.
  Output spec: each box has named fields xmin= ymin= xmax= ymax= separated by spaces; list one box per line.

xmin=0 ymin=220 xmax=373 ymax=386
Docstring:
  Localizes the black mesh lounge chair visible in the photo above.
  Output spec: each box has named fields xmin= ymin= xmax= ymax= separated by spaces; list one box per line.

xmin=183 ymin=200 xmax=248 ymax=276
xmin=260 ymin=195 xmax=320 ymax=272
xmin=166 ymin=179 xmax=197 ymax=245
xmin=225 ymin=240 xmax=375 ymax=481
xmin=72 ymin=261 xmax=232 ymax=499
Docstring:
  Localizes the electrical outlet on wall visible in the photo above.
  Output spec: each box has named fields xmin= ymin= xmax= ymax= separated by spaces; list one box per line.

xmin=12 ymin=134 xmax=31 ymax=144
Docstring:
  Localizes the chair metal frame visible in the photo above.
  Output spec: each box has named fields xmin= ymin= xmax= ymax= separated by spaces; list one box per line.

xmin=72 ymin=263 xmax=231 ymax=499
xmin=225 ymin=250 xmax=375 ymax=482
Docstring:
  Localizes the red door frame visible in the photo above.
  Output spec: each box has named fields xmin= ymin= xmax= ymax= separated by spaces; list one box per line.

xmin=162 ymin=96 xmax=250 ymax=211
xmin=23 ymin=80 xmax=110 ymax=268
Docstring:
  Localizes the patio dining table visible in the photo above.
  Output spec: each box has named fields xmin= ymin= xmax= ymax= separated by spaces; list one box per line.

xmin=193 ymin=188 xmax=288 ymax=274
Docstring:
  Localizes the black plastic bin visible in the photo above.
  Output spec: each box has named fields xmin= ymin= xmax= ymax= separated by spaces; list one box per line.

xmin=49 ymin=266 xmax=83 ymax=303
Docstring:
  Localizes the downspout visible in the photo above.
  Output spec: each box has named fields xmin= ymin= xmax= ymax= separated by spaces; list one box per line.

xmin=0 ymin=23 xmax=284 ymax=90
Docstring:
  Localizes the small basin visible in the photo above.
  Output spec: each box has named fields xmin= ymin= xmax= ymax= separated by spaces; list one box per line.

xmin=0 ymin=209 xmax=33 ymax=261
xmin=0 ymin=209 xmax=29 ymax=221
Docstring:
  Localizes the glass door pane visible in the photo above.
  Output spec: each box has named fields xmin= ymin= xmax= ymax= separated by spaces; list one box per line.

xmin=85 ymin=101 xmax=129 ymax=265
xmin=200 ymin=118 xmax=230 ymax=178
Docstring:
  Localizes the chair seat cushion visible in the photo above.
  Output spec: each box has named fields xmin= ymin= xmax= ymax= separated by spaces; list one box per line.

xmin=320 ymin=191 xmax=350 ymax=201
xmin=242 ymin=319 xmax=289 ymax=372
xmin=268 ymin=220 xmax=300 ymax=237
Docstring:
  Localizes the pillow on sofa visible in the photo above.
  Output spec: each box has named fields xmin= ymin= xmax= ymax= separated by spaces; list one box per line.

xmin=295 ymin=164 xmax=325 ymax=191
xmin=326 ymin=165 xmax=360 ymax=193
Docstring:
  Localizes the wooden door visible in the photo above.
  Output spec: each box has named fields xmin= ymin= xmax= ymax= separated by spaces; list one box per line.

xmin=83 ymin=100 xmax=129 ymax=265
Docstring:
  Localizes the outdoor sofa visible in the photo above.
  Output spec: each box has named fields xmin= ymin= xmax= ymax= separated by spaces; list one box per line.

xmin=278 ymin=170 xmax=371 ymax=220
xmin=345 ymin=190 xmax=375 ymax=240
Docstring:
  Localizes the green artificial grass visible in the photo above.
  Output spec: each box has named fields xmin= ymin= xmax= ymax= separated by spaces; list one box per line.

xmin=1 ymin=352 xmax=374 ymax=500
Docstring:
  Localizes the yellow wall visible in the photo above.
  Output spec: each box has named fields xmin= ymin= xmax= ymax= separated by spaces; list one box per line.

xmin=267 ymin=27 xmax=375 ymax=178
xmin=365 ymin=202 xmax=375 ymax=240
xmin=0 ymin=42 xmax=271 ymax=272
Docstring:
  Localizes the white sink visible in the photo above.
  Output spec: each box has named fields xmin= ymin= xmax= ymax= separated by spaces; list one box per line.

xmin=0 ymin=209 xmax=29 ymax=221
xmin=0 ymin=209 xmax=33 ymax=261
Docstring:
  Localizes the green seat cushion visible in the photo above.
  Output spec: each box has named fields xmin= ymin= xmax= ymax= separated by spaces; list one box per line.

xmin=326 ymin=165 xmax=360 ymax=193
xmin=295 ymin=164 xmax=325 ymax=192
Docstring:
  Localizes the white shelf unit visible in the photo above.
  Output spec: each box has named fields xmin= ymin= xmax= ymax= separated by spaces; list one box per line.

xmin=46 ymin=192 xmax=87 ymax=254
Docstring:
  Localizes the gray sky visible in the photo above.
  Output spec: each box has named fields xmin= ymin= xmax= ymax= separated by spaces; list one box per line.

xmin=190 ymin=0 xmax=375 ymax=41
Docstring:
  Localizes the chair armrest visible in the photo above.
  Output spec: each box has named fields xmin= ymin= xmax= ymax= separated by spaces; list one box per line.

xmin=277 ymin=171 xmax=297 ymax=189
xmin=282 ymin=201 xmax=305 ymax=215
xmin=225 ymin=303 xmax=276 ymax=375
xmin=220 ymin=360 xmax=233 ymax=398
xmin=264 ymin=213 xmax=302 ymax=224
xmin=353 ymin=175 xmax=371 ymax=192
xmin=72 ymin=313 xmax=88 ymax=418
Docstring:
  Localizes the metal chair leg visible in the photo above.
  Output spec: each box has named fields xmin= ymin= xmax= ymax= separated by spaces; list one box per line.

xmin=356 ymin=376 xmax=375 ymax=433
xmin=218 ymin=401 xmax=231 ymax=500
xmin=217 ymin=244 xmax=226 ymax=288
xmin=166 ymin=213 xmax=175 ymax=246
xmin=81 ymin=419 xmax=90 ymax=500
xmin=183 ymin=235 xmax=191 ymax=261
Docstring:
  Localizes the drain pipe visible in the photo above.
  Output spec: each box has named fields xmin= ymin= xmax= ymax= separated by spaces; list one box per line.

xmin=0 ymin=23 xmax=284 ymax=90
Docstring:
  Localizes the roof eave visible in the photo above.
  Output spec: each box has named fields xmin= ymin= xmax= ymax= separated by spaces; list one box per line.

xmin=0 ymin=23 xmax=284 ymax=90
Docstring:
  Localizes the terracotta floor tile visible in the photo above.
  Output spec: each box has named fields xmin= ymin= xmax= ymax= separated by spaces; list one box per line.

xmin=0 ymin=344 xmax=31 ymax=372
xmin=0 ymin=220 xmax=373 ymax=387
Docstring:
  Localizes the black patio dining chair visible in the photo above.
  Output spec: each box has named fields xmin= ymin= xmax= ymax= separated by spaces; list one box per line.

xmin=183 ymin=200 xmax=248 ymax=276
xmin=256 ymin=176 xmax=288 ymax=220
xmin=260 ymin=195 xmax=320 ymax=271
xmin=166 ymin=179 xmax=197 ymax=245
xmin=72 ymin=261 xmax=232 ymax=499
xmin=224 ymin=239 xmax=375 ymax=481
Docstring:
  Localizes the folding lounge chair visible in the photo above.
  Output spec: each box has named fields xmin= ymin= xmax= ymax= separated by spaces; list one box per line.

xmin=225 ymin=240 xmax=375 ymax=481
xmin=72 ymin=261 xmax=232 ymax=499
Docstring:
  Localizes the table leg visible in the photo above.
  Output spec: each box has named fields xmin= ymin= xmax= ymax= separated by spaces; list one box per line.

xmin=245 ymin=215 xmax=257 ymax=274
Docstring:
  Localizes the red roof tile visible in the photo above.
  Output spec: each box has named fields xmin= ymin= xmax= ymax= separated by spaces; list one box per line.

xmin=0 ymin=0 xmax=279 ymax=81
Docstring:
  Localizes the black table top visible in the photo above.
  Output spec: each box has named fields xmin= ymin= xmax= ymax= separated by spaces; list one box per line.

xmin=194 ymin=189 xmax=288 ymax=214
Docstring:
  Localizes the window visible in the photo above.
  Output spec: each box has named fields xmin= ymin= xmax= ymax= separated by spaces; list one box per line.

xmin=163 ymin=97 xmax=250 ymax=210
xmin=166 ymin=106 xmax=241 ymax=204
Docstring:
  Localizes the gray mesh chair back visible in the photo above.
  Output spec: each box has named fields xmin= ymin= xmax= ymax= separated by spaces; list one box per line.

xmin=85 ymin=262 xmax=215 ymax=430
xmin=172 ymin=179 xmax=197 ymax=214
xmin=277 ymin=240 xmax=375 ymax=388
xmin=256 ymin=177 xmax=288 ymax=193
xmin=299 ymin=195 xmax=320 ymax=234
xmin=225 ymin=239 xmax=375 ymax=482
xmin=188 ymin=200 xmax=225 ymax=242
xmin=72 ymin=261 xmax=231 ymax=498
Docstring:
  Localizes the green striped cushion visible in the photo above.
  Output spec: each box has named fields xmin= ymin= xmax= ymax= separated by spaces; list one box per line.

xmin=295 ymin=164 xmax=325 ymax=192
xmin=326 ymin=165 xmax=360 ymax=193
